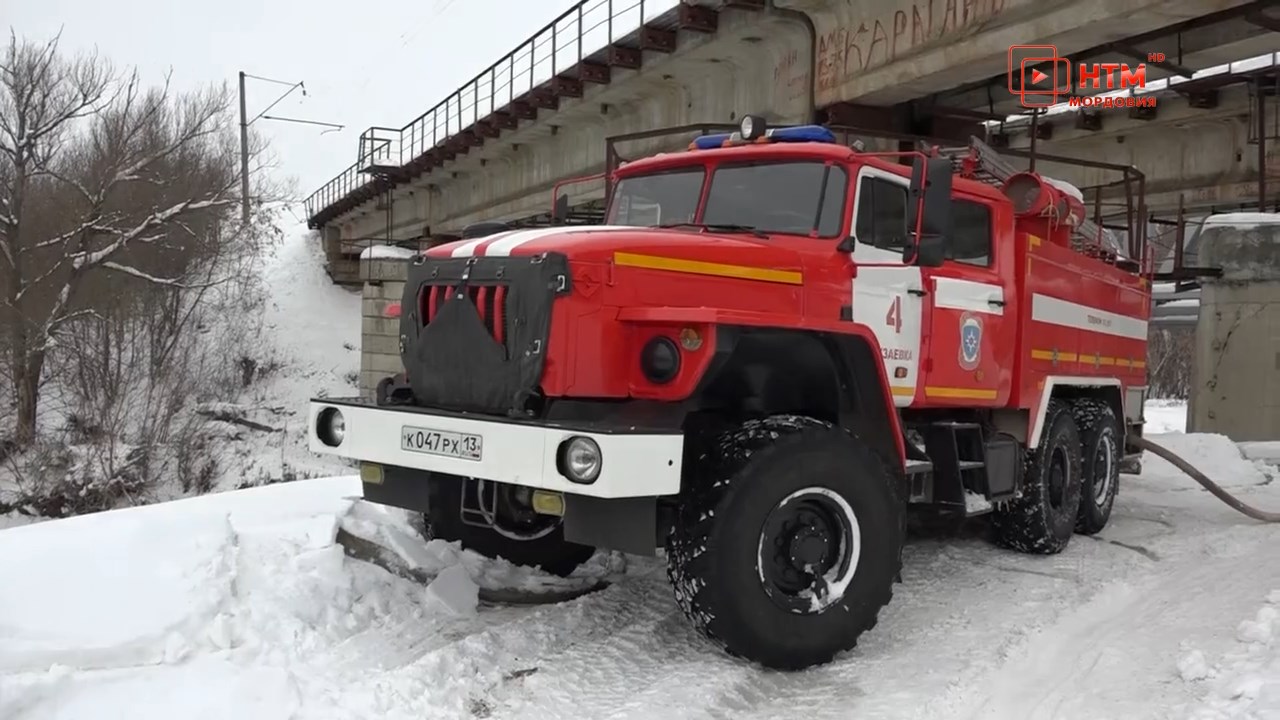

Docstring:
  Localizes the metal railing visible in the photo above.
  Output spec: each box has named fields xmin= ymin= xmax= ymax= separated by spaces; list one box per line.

xmin=305 ymin=0 xmax=678 ymax=224
xmin=358 ymin=127 xmax=400 ymax=171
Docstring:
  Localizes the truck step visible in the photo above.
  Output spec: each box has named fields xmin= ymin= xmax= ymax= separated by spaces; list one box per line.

xmin=911 ymin=420 xmax=993 ymax=508
xmin=964 ymin=491 xmax=995 ymax=516
xmin=905 ymin=459 xmax=933 ymax=475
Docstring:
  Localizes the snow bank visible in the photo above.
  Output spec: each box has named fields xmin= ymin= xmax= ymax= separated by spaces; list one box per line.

xmin=1241 ymin=442 xmax=1280 ymax=467
xmin=0 ymin=477 xmax=361 ymax=675
xmin=1141 ymin=432 xmax=1273 ymax=490
xmin=0 ymin=476 xmax=629 ymax=720
xmin=360 ymin=245 xmax=418 ymax=260
xmin=1183 ymin=591 xmax=1280 ymax=719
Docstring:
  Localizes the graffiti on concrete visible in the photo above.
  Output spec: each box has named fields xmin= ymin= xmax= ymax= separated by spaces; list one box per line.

xmin=773 ymin=47 xmax=810 ymax=106
xmin=816 ymin=0 xmax=1006 ymax=93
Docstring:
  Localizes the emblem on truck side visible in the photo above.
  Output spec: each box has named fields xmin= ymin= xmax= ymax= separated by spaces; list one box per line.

xmin=959 ymin=312 xmax=983 ymax=371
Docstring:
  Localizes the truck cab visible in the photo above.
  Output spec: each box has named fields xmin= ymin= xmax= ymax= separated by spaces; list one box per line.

xmin=308 ymin=118 xmax=1152 ymax=671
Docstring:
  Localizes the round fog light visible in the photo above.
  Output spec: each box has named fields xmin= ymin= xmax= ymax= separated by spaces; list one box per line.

xmin=317 ymin=407 xmax=345 ymax=447
xmin=558 ymin=436 xmax=602 ymax=484
xmin=641 ymin=337 xmax=680 ymax=384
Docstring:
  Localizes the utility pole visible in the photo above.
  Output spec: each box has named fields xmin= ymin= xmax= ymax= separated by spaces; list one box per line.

xmin=236 ymin=70 xmax=342 ymax=224
xmin=239 ymin=71 xmax=250 ymax=226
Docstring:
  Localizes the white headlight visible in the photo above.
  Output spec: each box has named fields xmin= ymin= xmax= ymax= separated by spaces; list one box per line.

xmin=317 ymin=407 xmax=345 ymax=447
xmin=559 ymin=436 xmax=602 ymax=484
xmin=740 ymin=115 xmax=754 ymax=138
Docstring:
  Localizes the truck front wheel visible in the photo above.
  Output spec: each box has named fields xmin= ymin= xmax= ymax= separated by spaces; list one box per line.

xmin=666 ymin=415 xmax=905 ymax=670
xmin=425 ymin=474 xmax=596 ymax=577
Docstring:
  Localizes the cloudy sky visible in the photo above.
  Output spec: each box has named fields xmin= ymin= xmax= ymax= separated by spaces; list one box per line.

xmin=9 ymin=0 xmax=609 ymax=222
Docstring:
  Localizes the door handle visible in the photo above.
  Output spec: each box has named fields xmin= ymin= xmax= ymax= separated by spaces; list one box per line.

xmin=907 ymin=288 xmax=926 ymax=297
xmin=988 ymin=298 xmax=1006 ymax=307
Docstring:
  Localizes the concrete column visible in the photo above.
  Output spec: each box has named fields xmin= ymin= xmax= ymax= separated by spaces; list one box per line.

xmin=1191 ymin=219 xmax=1280 ymax=441
xmin=321 ymin=224 xmax=362 ymax=286
xmin=322 ymin=225 xmax=342 ymax=262
xmin=359 ymin=257 xmax=409 ymax=399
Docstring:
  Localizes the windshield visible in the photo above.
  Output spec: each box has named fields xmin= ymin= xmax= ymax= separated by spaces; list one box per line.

xmin=607 ymin=168 xmax=704 ymax=226
xmin=607 ymin=160 xmax=847 ymax=236
xmin=703 ymin=161 xmax=847 ymax=236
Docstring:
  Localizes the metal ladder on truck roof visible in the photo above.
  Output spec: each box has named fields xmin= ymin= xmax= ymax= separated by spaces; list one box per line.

xmin=924 ymin=136 xmax=1125 ymax=257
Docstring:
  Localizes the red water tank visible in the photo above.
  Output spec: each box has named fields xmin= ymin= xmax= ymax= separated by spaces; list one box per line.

xmin=1002 ymin=172 xmax=1086 ymax=229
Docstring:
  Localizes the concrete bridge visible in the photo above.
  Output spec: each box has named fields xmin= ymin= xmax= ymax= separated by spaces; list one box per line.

xmin=304 ymin=0 xmax=1280 ymax=282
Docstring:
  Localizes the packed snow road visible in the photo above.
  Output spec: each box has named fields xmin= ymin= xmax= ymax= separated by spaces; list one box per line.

xmin=1 ymin=430 xmax=1278 ymax=720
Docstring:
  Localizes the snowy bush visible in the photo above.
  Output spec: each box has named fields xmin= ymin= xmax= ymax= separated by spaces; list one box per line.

xmin=0 ymin=32 xmax=287 ymax=516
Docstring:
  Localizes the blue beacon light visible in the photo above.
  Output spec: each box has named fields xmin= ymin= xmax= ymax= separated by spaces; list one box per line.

xmin=690 ymin=117 xmax=837 ymax=150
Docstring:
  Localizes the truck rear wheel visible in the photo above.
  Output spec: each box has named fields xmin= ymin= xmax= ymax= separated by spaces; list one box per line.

xmin=666 ymin=415 xmax=904 ymax=670
xmin=425 ymin=474 xmax=595 ymax=577
xmin=1071 ymin=398 xmax=1120 ymax=535
xmin=992 ymin=399 xmax=1083 ymax=554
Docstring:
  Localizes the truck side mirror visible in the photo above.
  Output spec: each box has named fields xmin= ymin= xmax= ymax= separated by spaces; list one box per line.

xmin=907 ymin=233 xmax=947 ymax=267
xmin=552 ymin=193 xmax=569 ymax=225
xmin=904 ymin=156 xmax=953 ymax=267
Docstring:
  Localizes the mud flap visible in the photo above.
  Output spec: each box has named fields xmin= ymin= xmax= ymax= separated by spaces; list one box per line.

xmin=563 ymin=495 xmax=659 ymax=556
xmin=361 ymin=465 xmax=432 ymax=513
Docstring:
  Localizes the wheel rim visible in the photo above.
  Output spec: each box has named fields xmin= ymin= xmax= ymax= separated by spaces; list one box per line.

xmin=1092 ymin=431 xmax=1116 ymax=505
xmin=475 ymin=480 xmax=560 ymax=541
xmin=1048 ymin=446 xmax=1069 ymax=510
xmin=756 ymin=487 xmax=861 ymax=615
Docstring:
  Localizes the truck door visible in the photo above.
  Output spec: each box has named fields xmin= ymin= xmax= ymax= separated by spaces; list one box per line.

xmin=920 ymin=197 xmax=1010 ymax=406
xmin=847 ymin=167 xmax=924 ymax=408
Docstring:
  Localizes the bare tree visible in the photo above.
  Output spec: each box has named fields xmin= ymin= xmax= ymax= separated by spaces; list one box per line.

xmin=1147 ymin=326 xmax=1194 ymax=399
xmin=0 ymin=31 xmax=255 ymax=444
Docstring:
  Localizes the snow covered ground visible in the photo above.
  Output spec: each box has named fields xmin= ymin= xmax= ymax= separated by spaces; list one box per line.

xmin=1145 ymin=399 xmax=1192 ymax=434
xmin=2 ymin=404 xmax=1278 ymax=719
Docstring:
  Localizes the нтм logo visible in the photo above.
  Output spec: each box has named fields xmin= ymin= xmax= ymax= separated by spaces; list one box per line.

xmin=1007 ymin=45 xmax=1152 ymax=110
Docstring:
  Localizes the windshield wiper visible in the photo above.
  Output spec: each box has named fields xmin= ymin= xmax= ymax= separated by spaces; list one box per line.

xmin=657 ymin=222 xmax=769 ymax=239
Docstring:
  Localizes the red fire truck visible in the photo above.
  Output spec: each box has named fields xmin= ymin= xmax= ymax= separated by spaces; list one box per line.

xmin=309 ymin=117 xmax=1152 ymax=670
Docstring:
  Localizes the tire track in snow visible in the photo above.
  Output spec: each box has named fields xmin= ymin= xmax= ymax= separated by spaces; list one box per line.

xmin=692 ymin=537 xmax=1144 ymax=720
xmin=948 ymin=524 xmax=1280 ymax=720
xmin=471 ymin=536 xmax=1146 ymax=720
xmin=281 ymin=561 xmax=674 ymax=719
xmin=475 ymin=564 xmax=734 ymax=720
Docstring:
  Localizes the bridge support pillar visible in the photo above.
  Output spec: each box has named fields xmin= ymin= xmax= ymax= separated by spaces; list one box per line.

xmin=1190 ymin=219 xmax=1280 ymax=441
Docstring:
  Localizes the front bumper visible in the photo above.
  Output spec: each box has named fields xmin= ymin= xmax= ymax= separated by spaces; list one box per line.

xmin=307 ymin=399 xmax=684 ymax=499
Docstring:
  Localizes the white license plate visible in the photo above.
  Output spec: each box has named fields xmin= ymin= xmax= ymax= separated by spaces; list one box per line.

xmin=400 ymin=425 xmax=483 ymax=461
